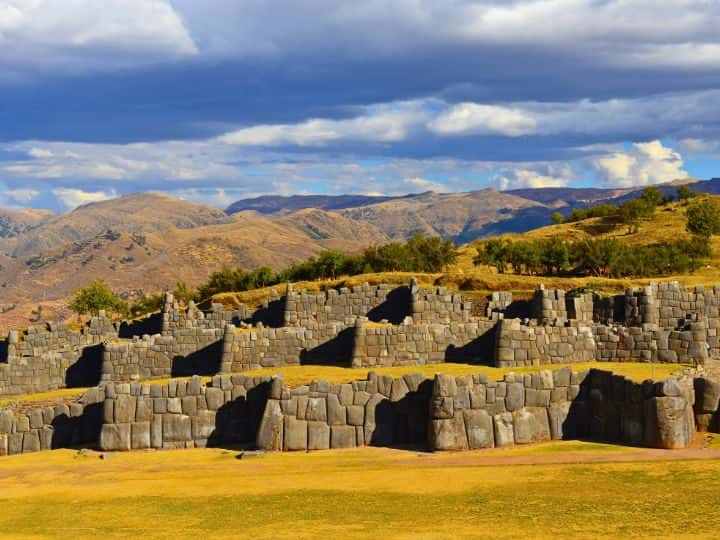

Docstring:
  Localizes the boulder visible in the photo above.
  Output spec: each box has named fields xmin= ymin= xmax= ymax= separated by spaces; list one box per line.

xmin=330 ymin=425 xmax=356 ymax=448
xmin=283 ymin=417 xmax=308 ymax=451
xmin=493 ymin=412 xmax=514 ymax=447
xmin=162 ymin=414 xmax=192 ymax=442
xmin=100 ymin=423 xmax=131 ymax=451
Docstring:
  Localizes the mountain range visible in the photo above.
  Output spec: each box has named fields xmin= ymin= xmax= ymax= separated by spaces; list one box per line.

xmin=0 ymin=177 xmax=718 ymax=328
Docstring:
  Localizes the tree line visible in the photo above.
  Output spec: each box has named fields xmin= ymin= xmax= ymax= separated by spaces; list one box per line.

xmin=68 ymin=233 xmax=458 ymax=318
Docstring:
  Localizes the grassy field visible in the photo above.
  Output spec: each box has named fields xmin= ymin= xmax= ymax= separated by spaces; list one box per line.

xmin=1 ymin=444 xmax=720 ymax=539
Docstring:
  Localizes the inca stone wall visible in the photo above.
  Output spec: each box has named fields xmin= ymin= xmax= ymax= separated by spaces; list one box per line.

xmin=0 ymin=316 xmax=116 ymax=397
xmin=410 ymin=281 xmax=473 ymax=323
xmin=351 ymin=318 xmax=495 ymax=367
xmin=256 ymin=372 xmax=433 ymax=451
xmin=494 ymin=319 xmax=597 ymax=368
xmin=99 ymin=374 xmax=272 ymax=451
xmin=2 ymin=367 xmax=712 ymax=457
xmin=532 ymin=286 xmax=568 ymax=325
xmin=429 ymin=368 xmax=696 ymax=450
xmin=0 ymin=386 xmax=104 ymax=456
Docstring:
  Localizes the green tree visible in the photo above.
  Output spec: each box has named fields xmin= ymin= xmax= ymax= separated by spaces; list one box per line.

xmin=618 ymin=198 xmax=654 ymax=233
xmin=550 ymin=212 xmax=564 ymax=225
xmin=540 ymin=238 xmax=569 ymax=275
xmin=172 ymin=281 xmax=197 ymax=305
xmin=686 ymin=198 xmax=720 ymax=238
xmin=69 ymin=280 xmax=126 ymax=318
xmin=677 ymin=184 xmax=698 ymax=201
xmin=474 ymin=238 xmax=509 ymax=273
xmin=640 ymin=186 xmax=664 ymax=207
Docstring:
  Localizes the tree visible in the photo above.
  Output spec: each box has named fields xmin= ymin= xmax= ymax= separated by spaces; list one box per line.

xmin=172 ymin=281 xmax=196 ymax=305
xmin=69 ymin=280 xmax=126 ymax=318
xmin=539 ymin=238 xmax=569 ymax=275
xmin=677 ymin=184 xmax=698 ymax=201
xmin=640 ymin=186 xmax=664 ymax=207
xmin=686 ymin=198 xmax=720 ymax=238
xmin=474 ymin=238 xmax=509 ymax=273
xmin=550 ymin=212 xmax=564 ymax=225
xmin=618 ymin=198 xmax=654 ymax=233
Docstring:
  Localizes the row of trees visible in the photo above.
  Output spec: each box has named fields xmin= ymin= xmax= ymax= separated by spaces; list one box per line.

xmin=196 ymin=233 xmax=458 ymax=299
xmin=475 ymin=235 xmax=710 ymax=278
xmin=69 ymin=233 xmax=458 ymax=317
xmin=551 ymin=185 xmax=699 ymax=230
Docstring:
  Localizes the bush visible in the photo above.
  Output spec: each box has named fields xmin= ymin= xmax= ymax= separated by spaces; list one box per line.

xmin=677 ymin=185 xmax=698 ymax=201
xmin=686 ymin=198 xmax=720 ymax=238
xmin=550 ymin=212 xmax=564 ymax=225
xmin=69 ymin=280 xmax=127 ymax=318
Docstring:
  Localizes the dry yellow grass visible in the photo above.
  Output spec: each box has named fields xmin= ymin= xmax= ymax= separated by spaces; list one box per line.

xmin=0 ymin=387 xmax=86 ymax=409
xmin=241 ymin=361 xmax=688 ymax=387
xmin=1 ymin=445 xmax=720 ymax=539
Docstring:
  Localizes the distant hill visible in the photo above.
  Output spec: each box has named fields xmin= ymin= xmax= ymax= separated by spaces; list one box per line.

xmin=0 ymin=193 xmax=233 ymax=258
xmin=225 ymin=193 xmax=395 ymax=215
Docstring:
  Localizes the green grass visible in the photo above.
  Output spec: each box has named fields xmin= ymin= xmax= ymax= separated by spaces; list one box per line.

xmin=1 ymin=446 xmax=719 ymax=538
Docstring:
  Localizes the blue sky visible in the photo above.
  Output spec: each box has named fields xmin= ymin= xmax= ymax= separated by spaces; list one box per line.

xmin=1 ymin=1 xmax=720 ymax=211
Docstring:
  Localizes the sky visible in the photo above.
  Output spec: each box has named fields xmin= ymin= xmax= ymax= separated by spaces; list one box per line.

xmin=1 ymin=1 xmax=720 ymax=212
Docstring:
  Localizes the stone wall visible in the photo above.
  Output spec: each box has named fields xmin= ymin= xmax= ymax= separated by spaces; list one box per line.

xmin=429 ymin=368 xmax=696 ymax=450
xmin=256 ymin=372 xmax=433 ymax=451
xmin=594 ymin=323 xmax=708 ymax=364
xmin=0 ymin=316 xmax=117 ymax=397
xmin=99 ymin=374 xmax=272 ymax=451
xmin=351 ymin=318 xmax=495 ymax=367
xmin=410 ymin=280 xmax=473 ymax=323
xmin=0 ymin=386 xmax=105 ymax=456
xmin=494 ymin=319 xmax=597 ymax=368
xmin=532 ymin=287 xmax=568 ymax=325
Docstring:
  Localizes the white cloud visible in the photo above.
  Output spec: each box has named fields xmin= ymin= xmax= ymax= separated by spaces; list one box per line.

xmin=428 ymin=103 xmax=537 ymax=136
xmin=592 ymin=140 xmax=688 ymax=187
xmin=490 ymin=165 xmax=574 ymax=190
xmin=6 ymin=188 xmax=39 ymax=204
xmin=0 ymin=0 xmax=197 ymax=73
xmin=52 ymin=188 xmax=116 ymax=210
xmin=218 ymin=103 xmax=426 ymax=146
xmin=402 ymin=177 xmax=451 ymax=193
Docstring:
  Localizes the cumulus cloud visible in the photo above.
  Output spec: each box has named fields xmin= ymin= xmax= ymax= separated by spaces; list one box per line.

xmin=592 ymin=140 xmax=688 ymax=187
xmin=0 ymin=0 xmax=197 ymax=73
xmin=489 ymin=165 xmax=575 ymax=190
xmin=51 ymin=188 xmax=117 ymax=210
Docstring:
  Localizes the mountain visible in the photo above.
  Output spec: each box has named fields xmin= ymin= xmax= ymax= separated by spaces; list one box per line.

xmin=225 ymin=193 xmax=395 ymax=215
xmin=0 ymin=208 xmax=53 ymax=239
xmin=0 ymin=193 xmax=233 ymax=258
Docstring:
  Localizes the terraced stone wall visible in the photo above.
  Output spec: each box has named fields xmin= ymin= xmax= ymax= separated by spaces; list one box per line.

xmin=0 ymin=387 xmax=105 ymax=456
xmin=99 ymin=374 xmax=272 ymax=451
xmin=429 ymin=368 xmax=696 ymax=450
xmin=0 ymin=317 xmax=116 ymax=397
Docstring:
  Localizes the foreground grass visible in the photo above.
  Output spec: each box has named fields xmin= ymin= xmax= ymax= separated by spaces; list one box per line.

xmin=0 ymin=387 xmax=86 ymax=409
xmin=0 ymin=445 xmax=719 ymax=539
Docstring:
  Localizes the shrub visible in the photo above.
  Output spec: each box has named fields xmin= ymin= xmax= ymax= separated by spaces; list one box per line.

xmin=686 ymin=198 xmax=720 ymax=238
xmin=69 ymin=280 xmax=127 ymax=318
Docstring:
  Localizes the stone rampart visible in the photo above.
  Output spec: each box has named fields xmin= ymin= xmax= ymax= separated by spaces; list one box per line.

xmin=0 ymin=316 xmax=117 ymax=396
xmin=0 ymin=386 xmax=105 ymax=456
xmin=351 ymin=318 xmax=495 ymax=367
xmin=99 ymin=374 xmax=272 ymax=451
xmin=429 ymin=368 xmax=696 ymax=450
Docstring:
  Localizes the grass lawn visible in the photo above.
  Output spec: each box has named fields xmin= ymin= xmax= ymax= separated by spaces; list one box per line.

xmin=0 ymin=444 xmax=719 ymax=539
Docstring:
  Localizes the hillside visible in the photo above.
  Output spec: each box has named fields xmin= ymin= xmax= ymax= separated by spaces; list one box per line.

xmin=225 ymin=193 xmax=394 ymax=215
xmin=0 ymin=193 xmax=234 ymax=258
xmin=0 ymin=203 xmax=388 ymax=329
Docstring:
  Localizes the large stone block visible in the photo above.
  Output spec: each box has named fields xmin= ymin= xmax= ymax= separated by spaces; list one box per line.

xmin=192 ymin=410 xmax=217 ymax=440
xmin=430 ymin=414 xmax=465 ymax=451
xmin=463 ymin=409 xmax=494 ymax=449
xmin=114 ymin=394 xmax=136 ymax=424
xmin=100 ymin=423 xmax=131 ymax=451
xmin=645 ymin=396 xmax=694 ymax=449
xmin=547 ymin=402 xmax=570 ymax=440
xmin=347 ymin=405 xmax=364 ymax=426
xmin=695 ymin=377 xmax=720 ymax=413
xmin=305 ymin=398 xmax=327 ymax=422
xmin=283 ymin=417 xmax=308 ymax=451
xmin=330 ymin=425 xmax=356 ymax=449
xmin=505 ymin=382 xmax=524 ymax=412
xmin=131 ymin=422 xmax=151 ymax=449
xmin=326 ymin=394 xmax=346 ymax=425
xmin=22 ymin=431 xmax=41 ymax=453
xmin=308 ymin=422 xmax=330 ymax=450
xmin=205 ymin=388 xmax=225 ymax=411
xmin=493 ymin=412 xmax=514 ymax=447
xmin=256 ymin=400 xmax=283 ymax=451
xmin=162 ymin=414 xmax=192 ymax=442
